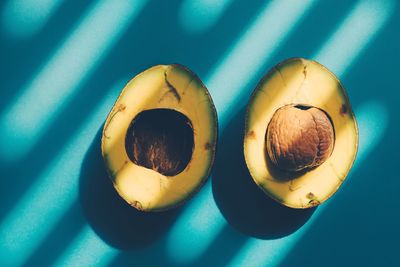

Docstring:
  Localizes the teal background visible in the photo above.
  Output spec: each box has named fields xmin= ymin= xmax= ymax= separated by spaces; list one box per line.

xmin=0 ymin=0 xmax=399 ymax=266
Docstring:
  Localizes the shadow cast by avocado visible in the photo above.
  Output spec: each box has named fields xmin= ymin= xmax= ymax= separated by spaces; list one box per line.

xmin=212 ymin=108 xmax=316 ymax=239
xmin=79 ymin=126 xmax=182 ymax=250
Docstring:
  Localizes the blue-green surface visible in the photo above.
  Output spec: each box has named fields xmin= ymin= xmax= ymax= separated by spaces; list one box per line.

xmin=0 ymin=0 xmax=399 ymax=266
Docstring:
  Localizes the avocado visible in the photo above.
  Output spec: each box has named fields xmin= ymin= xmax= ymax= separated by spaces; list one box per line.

xmin=244 ymin=58 xmax=358 ymax=209
xmin=102 ymin=64 xmax=217 ymax=211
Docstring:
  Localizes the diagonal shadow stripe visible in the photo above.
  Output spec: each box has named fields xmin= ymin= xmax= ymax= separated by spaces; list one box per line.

xmin=104 ymin=0 xmax=390 ymax=262
xmin=0 ymin=0 xmax=266 ymax=223
xmin=0 ymin=83 xmax=122 ymax=266
xmin=226 ymin=102 xmax=390 ymax=267
xmin=52 ymin=225 xmax=119 ymax=267
xmin=0 ymin=0 xmax=95 ymax=109
xmin=0 ymin=0 xmax=148 ymax=162
xmin=0 ymin=0 xmax=155 ymax=221
xmin=277 ymin=13 xmax=400 ymax=264
xmin=1 ymin=0 xmax=392 ymax=266
xmin=225 ymin=1 xmax=396 ymax=266
xmin=277 ymin=102 xmax=392 ymax=267
xmin=60 ymin=0 xmax=300 ymax=266
xmin=20 ymin=201 xmax=86 ymax=267
xmin=166 ymin=0 xmax=319 ymax=264
xmin=0 ymin=1 xmax=270 ymax=266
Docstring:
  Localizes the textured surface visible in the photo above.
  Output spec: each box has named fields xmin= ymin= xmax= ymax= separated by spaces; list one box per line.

xmin=0 ymin=0 xmax=399 ymax=266
xmin=126 ymin=109 xmax=194 ymax=177
xmin=266 ymin=105 xmax=335 ymax=172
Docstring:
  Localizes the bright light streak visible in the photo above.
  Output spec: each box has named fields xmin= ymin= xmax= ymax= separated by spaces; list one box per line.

xmin=0 ymin=82 xmax=122 ymax=267
xmin=226 ymin=1 xmax=394 ymax=265
xmin=53 ymin=225 xmax=118 ymax=267
xmin=166 ymin=183 xmax=225 ymax=263
xmin=179 ymin=0 xmax=233 ymax=34
xmin=2 ymin=0 xmax=64 ymax=39
xmin=207 ymin=0 xmax=317 ymax=124
xmin=226 ymin=101 xmax=389 ymax=267
xmin=0 ymin=0 xmax=147 ymax=162
xmin=314 ymin=0 xmax=395 ymax=77
xmin=166 ymin=0 xmax=317 ymax=264
xmin=353 ymin=101 xmax=389 ymax=164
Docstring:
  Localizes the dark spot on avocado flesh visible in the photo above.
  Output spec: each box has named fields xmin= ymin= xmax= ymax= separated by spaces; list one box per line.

xmin=340 ymin=104 xmax=347 ymax=116
xmin=247 ymin=130 xmax=256 ymax=139
xmin=306 ymin=192 xmax=315 ymax=199
xmin=204 ymin=142 xmax=212 ymax=150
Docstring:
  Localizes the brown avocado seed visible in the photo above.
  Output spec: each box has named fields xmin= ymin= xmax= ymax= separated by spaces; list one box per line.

xmin=266 ymin=104 xmax=335 ymax=172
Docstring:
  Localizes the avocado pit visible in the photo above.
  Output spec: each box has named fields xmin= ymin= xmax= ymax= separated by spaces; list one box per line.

xmin=125 ymin=108 xmax=194 ymax=176
xmin=266 ymin=104 xmax=335 ymax=172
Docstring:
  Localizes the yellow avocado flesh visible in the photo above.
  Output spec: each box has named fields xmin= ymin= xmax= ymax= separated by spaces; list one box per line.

xmin=102 ymin=65 xmax=217 ymax=211
xmin=244 ymin=58 xmax=358 ymax=209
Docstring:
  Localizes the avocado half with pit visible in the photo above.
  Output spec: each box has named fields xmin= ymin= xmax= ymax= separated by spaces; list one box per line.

xmin=244 ymin=58 xmax=358 ymax=209
xmin=102 ymin=64 xmax=217 ymax=211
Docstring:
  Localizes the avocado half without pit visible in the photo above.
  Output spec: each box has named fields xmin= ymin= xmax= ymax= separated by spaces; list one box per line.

xmin=102 ymin=65 xmax=217 ymax=211
xmin=244 ymin=58 xmax=358 ymax=209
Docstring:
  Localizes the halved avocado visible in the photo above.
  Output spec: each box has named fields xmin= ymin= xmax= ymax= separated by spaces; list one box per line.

xmin=244 ymin=58 xmax=358 ymax=209
xmin=102 ymin=64 xmax=217 ymax=211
